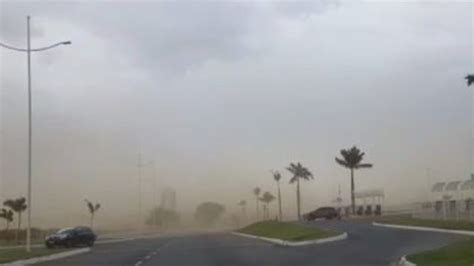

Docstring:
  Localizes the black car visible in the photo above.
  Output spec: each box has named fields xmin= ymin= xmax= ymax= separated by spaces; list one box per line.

xmin=303 ymin=207 xmax=341 ymax=221
xmin=45 ymin=227 xmax=97 ymax=248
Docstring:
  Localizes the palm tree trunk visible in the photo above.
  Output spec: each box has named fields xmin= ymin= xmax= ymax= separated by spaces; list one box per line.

xmin=277 ymin=181 xmax=282 ymax=221
xmin=16 ymin=213 xmax=21 ymax=244
xmin=256 ymin=197 xmax=259 ymax=221
xmin=351 ymin=168 xmax=355 ymax=215
xmin=297 ymin=177 xmax=301 ymax=220
xmin=90 ymin=213 xmax=94 ymax=228
xmin=5 ymin=221 xmax=10 ymax=243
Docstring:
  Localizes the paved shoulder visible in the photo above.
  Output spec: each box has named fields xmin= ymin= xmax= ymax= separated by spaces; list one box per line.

xmin=36 ymin=237 xmax=171 ymax=266
xmin=36 ymin=222 xmax=466 ymax=266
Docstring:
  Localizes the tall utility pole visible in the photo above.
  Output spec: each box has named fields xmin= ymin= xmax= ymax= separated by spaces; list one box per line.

xmin=137 ymin=153 xmax=142 ymax=229
xmin=136 ymin=153 xmax=153 ymax=230
xmin=0 ymin=16 xmax=70 ymax=252
xmin=151 ymin=161 xmax=158 ymax=228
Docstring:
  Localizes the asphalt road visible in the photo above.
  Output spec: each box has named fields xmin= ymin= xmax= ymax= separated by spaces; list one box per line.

xmin=37 ymin=220 xmax=468 ymax=266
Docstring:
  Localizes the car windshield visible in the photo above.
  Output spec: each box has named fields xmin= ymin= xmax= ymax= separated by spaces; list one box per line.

xmin=56 ymin=228 xmax=74 ymax=234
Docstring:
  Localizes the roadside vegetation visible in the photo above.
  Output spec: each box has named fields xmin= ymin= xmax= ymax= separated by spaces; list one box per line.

xmin=146 ymin=207 xmax=180 ymax=229
xmin=335 ymin=146 xmax=373 ymax=215
xmin=245 ymin=146 xmax=372 ymax=223
xmin=84 ymin=199 xmax=101 ymax=229
xmin=377 ymin=217 xmax=474 ymax=231
xmin=407 ymin=238 xmax=474 ymax=266
xmin=194 ymin=202 xmax=226 ymax=227
xmin=2 ymin=197 xmax=28 ymax=244
xmin=287 ymin=162 xmax=314 ymax=220
xmin=0 ymin=247 xmax=73 ymax=264
xmin=238 ymin=221 xmax=338 ymax=242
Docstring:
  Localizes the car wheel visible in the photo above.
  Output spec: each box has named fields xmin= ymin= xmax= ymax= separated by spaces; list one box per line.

xmin=45 ymin=243 xmax=54 ymax=249
xmin=87 ymin=241 xmax=94 ymax=247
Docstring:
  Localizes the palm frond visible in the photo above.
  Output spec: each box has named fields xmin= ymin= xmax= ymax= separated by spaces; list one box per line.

xmin=287 ymin=162 xmax=314 ymax=182
xmin=260 ymin=191 xmax=275 ymax=203
xmin=336 ymin=146 xmax=372 ymax=169
xmin=356 ymin=163 xmax=373 ymax=169
xmin=3 ymin=198 xmax=27 ymax=212
xmin=335 ymin=157 xmax=349 ymax=168
xmin=253 ymin=187 xmax=261 ymax=196
xmin=465 ymin=74 xmax=474 ymax=86
xmin=6 ymin=210 xmax=13 ymax=221
xmin=271 ymin=170 xmax=281 ymax=182
xmin=85 ymin=200 xmax=94 ymax=213
xmin=289 ymin=175 xmax=298 ymax=184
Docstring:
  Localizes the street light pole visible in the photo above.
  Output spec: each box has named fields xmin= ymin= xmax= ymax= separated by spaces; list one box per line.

xmin=138 ymin=153 xmax=142 ymax=229
xmin=136 ymin=153 xmax=153 ymax=230
xmin=0 ymin=16 xmax=70 ymax=252
xmin=26 ymin=15 xmax=33 ymax=253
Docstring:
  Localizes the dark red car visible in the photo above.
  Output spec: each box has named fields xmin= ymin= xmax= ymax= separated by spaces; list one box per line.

xmin=303 ymin=207 xmax=341 ymax=221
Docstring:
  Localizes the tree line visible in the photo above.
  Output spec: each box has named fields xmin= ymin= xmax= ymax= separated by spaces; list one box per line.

xmin=240 ymin=145 xmax=372 ymax=221
xmin=0 ymin=197 xmax=100 ymax=244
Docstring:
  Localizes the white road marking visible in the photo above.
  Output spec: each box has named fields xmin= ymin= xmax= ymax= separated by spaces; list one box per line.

xmin=134 ymin=261 xmax=143 ymax=266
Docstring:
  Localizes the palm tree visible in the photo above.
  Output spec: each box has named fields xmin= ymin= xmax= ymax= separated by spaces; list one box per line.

xmin=286 ymin=162 xmax=314 ymax=220
xmin=237 ymin=200 xmax=246 ymax=218
xmin=335 ymin=146 xmax=373 ymax=214
xmin=0 ymin=208 xmax=14 ymax=232
xmin=259 ymin=192 xmax=275 ymax=220
xmin=271 ymin=170 xmax=283 ymax=220
xmin=253 ymin=187 xmax=261 ymax=220
xmin=85 ymin=199 xmax=101 ymax=228
xmin=3 ymin=197 xmax=27 ymax=243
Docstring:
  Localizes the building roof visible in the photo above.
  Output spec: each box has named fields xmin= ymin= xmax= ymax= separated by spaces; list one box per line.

xmin=354 ymin=189 xmax=384 ymax=198
xmin=445 ymin=181 xmax=462 ymax=191
xmin=460 ymin=179 xmax=474 ymax=190
xmin=431 ymin=182 xmax=446 ymax=192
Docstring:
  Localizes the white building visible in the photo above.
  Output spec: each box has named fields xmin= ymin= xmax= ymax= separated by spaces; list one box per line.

xmin=429 ymin=174 xmax=474 ymax=220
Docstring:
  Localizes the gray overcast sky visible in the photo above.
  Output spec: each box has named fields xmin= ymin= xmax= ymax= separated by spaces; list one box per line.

xmin=0 ymin=0 xmax=473 ymax=228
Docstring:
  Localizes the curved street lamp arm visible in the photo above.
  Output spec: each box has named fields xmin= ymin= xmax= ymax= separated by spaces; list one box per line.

xmin=0 ymin=42 xmax=27 ymax=52
xmin=31 ymin=41 xmax=71 ymax=52
xmin=0 ymin=41 xmax=71 ymax=52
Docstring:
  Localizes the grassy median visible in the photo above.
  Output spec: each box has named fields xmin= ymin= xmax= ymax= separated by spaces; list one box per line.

xmin=0 ymin=247 xmax=71 ymax=264
xmin=376 ymin=217 xmax=474 ymax=231
xmin=407 ymin=238 xmax=474 ymax=266
xmin=237 ymin=221 xmax=339 ymax=242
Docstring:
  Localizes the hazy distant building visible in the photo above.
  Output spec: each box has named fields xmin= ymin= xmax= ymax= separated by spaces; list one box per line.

xmin=160 ymin=187 xmax=177 ymax=210
xmin=428 ymin=174 xmax=474 ymax=220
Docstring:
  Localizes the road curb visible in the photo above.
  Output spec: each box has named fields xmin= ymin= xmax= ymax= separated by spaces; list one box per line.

xmin=398 ymin=256 xmax=416 ymax=266
xmin=0 ymin=247 xmax=90 ymax=266
xmin=230 ymin=231 xmax=348 ymax=246
xmin=372 ymin=222 xmax=474 ymax=236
